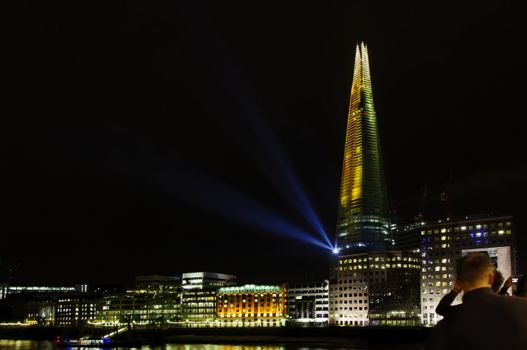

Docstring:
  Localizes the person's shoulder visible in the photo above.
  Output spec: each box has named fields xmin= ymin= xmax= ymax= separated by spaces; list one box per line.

xmin=497 ymin=295 xmax=527 ymax=307
xmin=486 ymin=294 xmax=527 ymax=316
xmin=455 ymin=294 xmax=526 ymax=316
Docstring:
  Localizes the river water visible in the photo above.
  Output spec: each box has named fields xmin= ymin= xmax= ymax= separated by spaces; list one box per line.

xmin=0 ymin=340 xmax=424 ymax=350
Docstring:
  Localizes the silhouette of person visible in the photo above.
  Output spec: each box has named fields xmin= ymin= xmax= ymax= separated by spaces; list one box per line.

xmin=435 ymin=269 xmax=508 ymax=317
xmin=426 ymin=254 xmax=527 ymax=350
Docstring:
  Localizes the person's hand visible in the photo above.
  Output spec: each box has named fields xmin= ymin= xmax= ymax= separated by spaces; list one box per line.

xmin=503 ymin=276 xmax=513 ymax=289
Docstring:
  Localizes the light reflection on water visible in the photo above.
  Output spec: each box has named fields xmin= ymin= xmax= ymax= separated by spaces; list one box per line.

xmin=0 ymin=342 xmax=284 ymax=350
xmin=0 ymin=340 xmax=421 ymax=350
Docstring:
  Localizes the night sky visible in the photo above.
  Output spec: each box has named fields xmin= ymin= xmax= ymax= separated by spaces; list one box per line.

xmin=3 ymin=1 xmax=526 ymax=286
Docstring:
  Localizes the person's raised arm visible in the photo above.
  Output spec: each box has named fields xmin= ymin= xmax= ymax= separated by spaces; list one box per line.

xmin=499 ymin=276 xmax=513 ymax=295
xmin=436 ymin=280 xmax=462 ymax=316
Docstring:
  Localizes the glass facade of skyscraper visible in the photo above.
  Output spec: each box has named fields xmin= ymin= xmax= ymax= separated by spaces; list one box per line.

xmin=330 ymin=43 xmax=421 ymax=327
xmin=336 ymin=43 xmax=391 ymax=252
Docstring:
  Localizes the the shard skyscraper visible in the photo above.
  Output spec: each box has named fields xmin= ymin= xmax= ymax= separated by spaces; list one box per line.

xmin=329 ymin=44 xmax=420 ymax=327
xmin=336 ymin=42 xmax=391 ymax=252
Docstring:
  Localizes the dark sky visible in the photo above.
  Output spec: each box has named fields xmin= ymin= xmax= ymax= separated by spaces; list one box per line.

xmin=3 ymin=1 xmax=526 ymax=286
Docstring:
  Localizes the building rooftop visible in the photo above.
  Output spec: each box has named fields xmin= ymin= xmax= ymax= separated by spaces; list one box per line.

xmin=218 ymin=284 xmax=282 ymax=294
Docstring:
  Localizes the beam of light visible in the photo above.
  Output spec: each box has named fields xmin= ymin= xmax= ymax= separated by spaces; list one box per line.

xmin=210 ymin=64 xmax=333 ymax=248
xmin=173 ymin=8 xmax=333 ymax=250
xmin=154 ymin=165 xmax=332 ymax=251
xmin=85 ymin=131 xmax=332 ymax=251
xmin=238 ymin=100 xmax=333 ymax=249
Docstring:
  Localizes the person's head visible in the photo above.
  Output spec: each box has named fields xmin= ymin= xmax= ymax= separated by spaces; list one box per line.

xmin=456 ymin=253 xmax=495 ymax=292
xmin=491 ymin=270 xmax=505 ymax=293
xmin=516 ymin=276 xmax=527 ymax=298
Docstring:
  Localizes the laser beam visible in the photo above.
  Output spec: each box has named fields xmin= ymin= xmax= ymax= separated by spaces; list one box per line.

xmin=239 ymin=100 xmax=333 ymax=249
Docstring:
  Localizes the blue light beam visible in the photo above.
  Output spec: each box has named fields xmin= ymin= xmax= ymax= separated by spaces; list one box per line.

xmin=239 ymin=100 xmax=333 ymax=249
xmin=154 ymin=165 xmax=331 ymax=250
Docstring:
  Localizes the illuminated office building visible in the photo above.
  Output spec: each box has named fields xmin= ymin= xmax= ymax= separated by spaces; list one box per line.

xmin=180 ymin=272 xmax=236 ymax=326
xmin=135 ymin=275 xmax=179 ymax=292
xmin=95 ymin=289 xmax=181 ymax=326
xmin=329 ymin=251 xmax=421 ymax=326
xmin=216 ymin=285 xmax=286 ymax=327
xmin=94 ymin=277 xmax=182 ymax=326
xmin=88 ymin=284 xmax=123 ymax=295
xmin=286 ymin=280 xmax=329 ymax=326
xmin=0 ymin=284 xmax=82 ymax=299
xmin=420 ymin=215 xmax=516 ymax=326
xmin=391 ymin=220 xmax=425 ymax=251
xmin=181 ymin=272 xmax=236 ymax=290
xmin=336 ymin=42 xmax=391 ymax=253
xmin=53 ymin=294 xmax=100 ymax=327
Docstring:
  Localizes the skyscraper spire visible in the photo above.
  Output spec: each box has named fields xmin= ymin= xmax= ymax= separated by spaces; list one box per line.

xmin=336 ymin=43 xmax=390 ymax=252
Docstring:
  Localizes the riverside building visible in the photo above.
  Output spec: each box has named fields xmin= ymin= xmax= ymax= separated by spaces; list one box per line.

xmin=216 ymin=285 xmax=286 ymax=327
xmin=94 ymin=275 xmax=181 ymax=326
xmin=53 ymin=294 xmax=100 ymax=327
xmin=95 ymin=289 xmax=181 ymax=326
xmin=181 ymin=272 xmax=236 ymax=290
xmin=330 ymin=251 xmax=421 ymax=326
xmin=0 ymin=284 xmax=83 ymax=299
xmin=420 ymin=215 xmax=515 ymax=326
xmin=180 ymin=272 xmax=236 ymax=327
xmin=286 ymin=280 xmax=329 ymax=326
xmin=135 ymin=275 xmax=179 ymax=292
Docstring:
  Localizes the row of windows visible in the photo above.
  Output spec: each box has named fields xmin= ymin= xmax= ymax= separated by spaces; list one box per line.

xmin=218 ymin=313 xmax=283 ymax=317
xmin=422 ymin=229 xmax=512 ymax=239
xmin=422 ymin=274 xmax=454 ymax=280
xmin=423 ymin=239 xmax=511 ymax=251
xmin=338 ymin=264 xmax=420 ymax=271
xmin=332 ymin=293 xmax=367 ymax=297
xmin=331 ymin=300 xmax=367 ymax=305
xmin=422 ymin=289 xmax=451 ymax=295
xmin=423 ymin=258 xmax=452 ymax=264
xmin=422 ymin=266 xmax=453 ymax=272
xmin=182 ymin=308 xmax=216 ymax=313
xmin=334 ymin=320 xmax=367 ymax=326
xmin=422 ymin=221 xmax=511 ymax=234
xmin=340 ymin=256 xmax=418 ymax=264
xmin=332 ymin=313 xmax=368 ymax=318
xmin=183 ymin=303 xmax=215 ymax=307
xmin=422 ymin=281 xmax=453 ymax=288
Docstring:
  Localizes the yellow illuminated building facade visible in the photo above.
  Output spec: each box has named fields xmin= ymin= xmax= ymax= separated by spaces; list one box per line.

xmin=337 ymin=42 xmax=390 ymax=252
xmin=216 ymin=285 xmax=286 ymax=327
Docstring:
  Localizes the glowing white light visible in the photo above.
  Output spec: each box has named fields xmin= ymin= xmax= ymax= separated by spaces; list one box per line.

xmin=332 ymin=248 xmax=339 ymax=254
